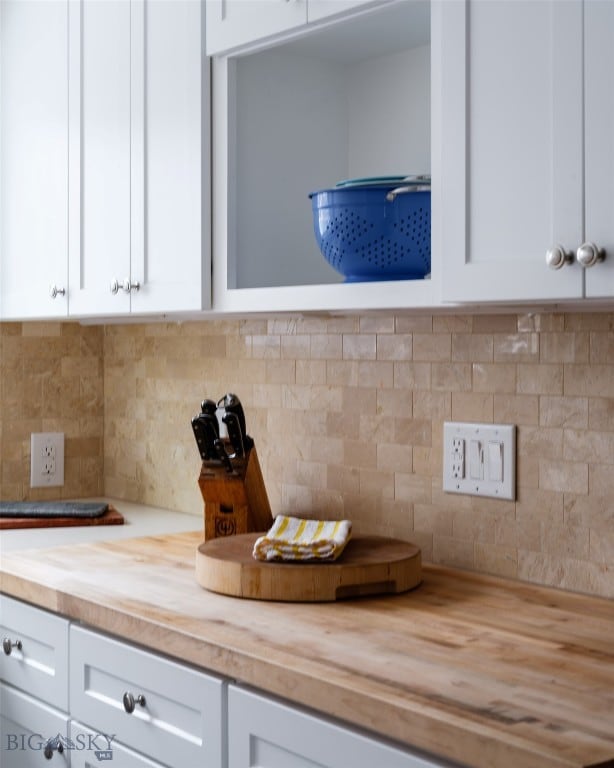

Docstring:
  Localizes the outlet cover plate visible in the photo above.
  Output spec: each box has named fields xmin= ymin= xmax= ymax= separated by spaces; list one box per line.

xmin=443 ymin=422 xmax=515 ymax=500
xmin=30 ymin=432 xmax=65 ymax=488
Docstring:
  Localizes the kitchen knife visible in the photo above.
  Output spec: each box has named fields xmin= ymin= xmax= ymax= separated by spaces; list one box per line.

xmin=219 ymin=393 xmax=254 ymax=457
xmin=191 ymin=415 xmax=214 ymax=461
xmin=214 ymin=438 xmax=235 ymax=473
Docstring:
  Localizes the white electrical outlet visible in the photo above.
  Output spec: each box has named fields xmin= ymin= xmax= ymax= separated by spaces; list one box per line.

xmin=30 ymin=432 xmax=64 ymax=488
xmin=443 ymin=422 xmax=515 ymax=500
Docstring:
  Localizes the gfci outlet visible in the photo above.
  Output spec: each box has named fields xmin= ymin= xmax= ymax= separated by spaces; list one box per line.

xmin=443 ymin=422 xmax=516 ymax=500
xmin=30 ymin=432 xmax=65 ymax=488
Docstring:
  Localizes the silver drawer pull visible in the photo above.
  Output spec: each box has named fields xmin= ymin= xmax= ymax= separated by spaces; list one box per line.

xmin=2 ymin=637 xmax=22 ymax=655
xmin=123 ymin=691 xmax=146 ymax=714
xmin=43 ymin=737 xmax=64 ymax=759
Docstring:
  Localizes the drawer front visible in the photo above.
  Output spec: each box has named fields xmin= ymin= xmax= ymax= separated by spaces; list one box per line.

xmin=0 ymin=595 xmax=69 ymax=710
xmin=70 ymin=720 xmax=165 ymax=768
xmin=70 ymin=625 xmax=225 ymax=768
xmin=228 ymin=686 xmax=448 ymax=768
xmin=1 ymin=683 xmax=69 ymax=768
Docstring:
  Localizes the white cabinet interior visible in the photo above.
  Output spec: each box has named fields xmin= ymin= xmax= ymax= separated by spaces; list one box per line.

xmin=212 ymin=0 xmax=439 ymax=313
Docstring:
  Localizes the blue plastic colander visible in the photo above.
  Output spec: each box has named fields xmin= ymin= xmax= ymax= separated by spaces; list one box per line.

xmin=309 ymin=177 xmax=431 ymax=282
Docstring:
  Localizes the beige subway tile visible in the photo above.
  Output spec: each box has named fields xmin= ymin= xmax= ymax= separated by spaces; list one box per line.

xmin=311 ymin=489 xmax=345 ymax=518
xmin=343 ymin=439 xmax=377 ymax=468
xmin=564 ymin=312 xmax=614 ymax=331
xmin=409 ymin=530 xmax=433 ymax=561
xmin=563 ymin=429 xmax=614 ymax=463
xmin=239 ymin=318 xmax=268 ymax=335
xmin=589 ymin=526 xmax=614 ymax=564
xmin=540 ymin=396 xmax=588 ymax=428
xmin=357 ymin=360 xmax=394 ymax=388
xmin=394 ymin=362 xmax=432 ymax=390
xmin=342 ymin=386 xmax=376 ymax=415
xmin=280 ymin=334 xmax=310 ymax=359
xmin=266 ymin=360 xmax=296 ymax=384
xmin=517 ymin=426 xmax=563 ymax=460
xmin=517 ymin=363 xmax=563 ymax=395
xmin=452 ymin=508 xmax=497 ymax=543
xmin=376 ymin=388 xmax=413 ymax=418
xmin=377 ymin=333 xmax=412 ymax=361
xmin=496 ymin=518 xmax=541 ymax=551
xmin=359 ymin=413 xmax=395 ymax=444
xmin=394 ymin=418 xmax=431 ymax=447
xmin=22 ymin=322 xmax=62 ymax=337
xmin=296 ymin=360 xmax=327 ymax=386
xmin=359 ymin=468 xmax=395 ymax=498
xmin=311 ymin=334 xmax=343 ymax=359
xmin=252 ymin=383 xmax=282 ymax=408
xmin=540 ymin=459 xmax=588 ymax=494
xmin=327 ymin=410 xmax=359 ymax=441
xmin=413 ymin=333 xmax=451 ymax=361
xmin=412 ymin=446 xmax=435 ymax=475
xmin=326 ymin=360 xmax=358 ymax=386
xmin=564 ymin=364 xmax=614 ymax=397
xmin=395 ymin=314 xmax=433 ymax=332
xmin=432 ymin=535 xmax=474 ymax=568
xmin=452 ymin=333 xmax=493 ymax=362
xmin=414 ymin=504 xmax=453 ymax=535
xmin=564 ymin=494 xmax=614 ymax=528
xmin=432 ymin=315 xmax=473 ymax=332
xmin=295 ymin=460 xmax=328 ymax=490
xmin=395 ymin=472 xmax=432 ymax=504
xmin=519 ymin=549 xmax=614 ymax=597
xmin=590 ymin=331 xmax=614 ymax=363
xmin=474 ymin=543 xmax=518 ymax=579
xmin=377 ymin=443 xmax=412 ymax=474
xmin=518 ymin=313 xmax=565 ymax=332
xmin=541 ymin=523 xmax=590 ymax=559
xmin=342 ymin=334 xmax=376 ymax=360
xmin=472 ymin=363 xmax=516 ymax=394
xmin=360 ymin=316 xmax=395 ymax=333
xmin=451 ymin=392 xmax=493 ymax=422
xmin=251 ymin=334 xmax=281 ymax=359
xmin=326 ymin=316 xmax=360 ymax=334
xmin=589 ymin=463 xmax=614 ymax=496
xmin=494 ymin=333 xmax=539 ymax=362
xmin=431 ymin=363 xmax=472 ymax=392
xmin=326 ymin=464 xmax=360 ymax=494
xmin=412 ymin=391 xmax=451 ymax=421
xmin=494 ymin=394 xmax=539 ymax=425
xmin=472 ymin=314 xmax=517 ymax=333
xmin=540 ymin=332 xmax=589 ymax=363
xmin=588 ymin=398 xmax=614 ymax=431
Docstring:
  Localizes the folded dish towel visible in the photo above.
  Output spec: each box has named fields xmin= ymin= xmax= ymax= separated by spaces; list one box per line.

xmin=253 ymin=515 xmax=352 ymax=562
xmin=0 ymin=501 xmax=108 ymax=518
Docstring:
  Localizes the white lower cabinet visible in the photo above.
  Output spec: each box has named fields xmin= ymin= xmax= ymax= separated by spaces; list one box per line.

xmin=1 ymin=684 xmax=69 ymax=766
xmin=70 ymin=720 xmax=166 ymax=768
xmin=69 ymin=625 xmax=225 ymax=768
xmin=228 ymin=685 xmax=450 ymax=768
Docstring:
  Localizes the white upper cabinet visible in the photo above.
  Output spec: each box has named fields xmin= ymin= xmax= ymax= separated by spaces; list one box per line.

xmin=68 ymin=0 xmax=209 ymax=317
xmin=0 ymin=0 xmax=69 ymax=319
xmin=583 ymin=0 xmax=614 ymax=299
xmin=440 ymin=0 xmax=613 ymax=304
xmin=210 ymin=0 xmax=440 ymax=313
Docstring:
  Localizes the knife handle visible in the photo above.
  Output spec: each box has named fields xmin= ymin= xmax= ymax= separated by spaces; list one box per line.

xmin=191 ymin=416 xmax=212 ymax=461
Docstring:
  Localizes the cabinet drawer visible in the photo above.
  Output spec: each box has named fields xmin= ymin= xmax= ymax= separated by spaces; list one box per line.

xmin=70 ymin=625 xmax=225 ymax=768
xmin=229 ymin=685 xmax=449 ymax=768
xmin=1 ymin=683 xmax=69 ymax=767
xmin=70 ymin=720 xmax=166 ymax=768
xmin=0 ymin=595 xmax=69 ymax=710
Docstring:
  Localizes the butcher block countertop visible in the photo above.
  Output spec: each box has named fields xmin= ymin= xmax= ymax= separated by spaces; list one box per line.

xmin=1 ymin=529 xmax=613 ymax=768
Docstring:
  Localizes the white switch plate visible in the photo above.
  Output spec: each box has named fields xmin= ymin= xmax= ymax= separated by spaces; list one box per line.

xmin=443 ymin=422 xmax=515 ymax=500
xmin=30 ymin=432 xmax=64 ymax=488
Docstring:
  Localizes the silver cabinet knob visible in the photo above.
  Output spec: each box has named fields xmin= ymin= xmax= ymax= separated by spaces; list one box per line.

xmin=122 ymin=691 xmax=146 ymax=713
xmin=2 ymin=637 xmax=22 ymax=655
xmin=49 ymin=285 xmax=66 ymax=299
xmin=121 ymin=278 xmax=140 ymax=294
xmin=111 ymin=278 xmax=140 ymax=294
xmin=546 ymin=245 xmax=573 ymax=270
xmin=43 ymin=738 xmax=64 ymax=760
xmin=576 ymin=242 xmax=606 ymax=268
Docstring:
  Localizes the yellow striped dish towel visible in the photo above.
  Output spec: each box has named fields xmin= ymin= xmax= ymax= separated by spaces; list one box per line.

xmin=253 ymin=515 xmax=352 ymax=562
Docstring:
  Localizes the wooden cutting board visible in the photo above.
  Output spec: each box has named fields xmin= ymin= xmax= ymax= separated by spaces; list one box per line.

xmin=0 ymin=504 xmax=124 ymax=530
xmin=195 ymin=533 xmax=421 ymax=602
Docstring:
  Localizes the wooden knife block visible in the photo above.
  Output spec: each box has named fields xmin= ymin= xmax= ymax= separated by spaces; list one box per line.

xmin=197 ymin=444 xmax=272 ymax=541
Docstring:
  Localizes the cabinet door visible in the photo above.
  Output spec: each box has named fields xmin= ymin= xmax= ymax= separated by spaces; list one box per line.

xmin=0 ymin=0 xmax=68 ymax=319
xmin=206 ymin=0 xmax=307 ymax=56
xmin=228 ymin=686 xmax=446 ymax=768
xmin=70 ymin=626 xmax=225 ymax=768
xmin=440 ymin=0 xmax=584 ymax=302
xmin=0 ymin=595 xmax=69 ymax=711
xmin=584 ymin=0 xmax=614 ymax=298
xmin=1 ymin=684 xmax=69 ymax=768
xmin=131 ymin=0 xmax=210 ymax=314
xmin=70 ymin=720 xmax=166 ymax=768
xmin=68 ymin=0 xmax=132 ymax=316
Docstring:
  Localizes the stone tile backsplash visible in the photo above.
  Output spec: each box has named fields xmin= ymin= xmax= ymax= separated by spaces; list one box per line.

xmin=1 ymin=312 xmax=613 ymax=598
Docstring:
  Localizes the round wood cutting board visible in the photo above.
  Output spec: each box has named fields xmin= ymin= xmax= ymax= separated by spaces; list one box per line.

xmin=195 ymin=533 xmax=421 ymax=602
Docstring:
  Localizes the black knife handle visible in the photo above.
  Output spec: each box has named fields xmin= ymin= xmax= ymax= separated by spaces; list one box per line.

xmin=223 ymin=411 xmax=253 ymax=457
xmin=200 ymin=399 xmax=217 ymax=416
xmin=219 ymin=393 xmax=247 ymax=438
xmin=214 ymin=438 xmax=234 ymax=474
xmin=191 ymin=416 xmax=213 ymax=461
